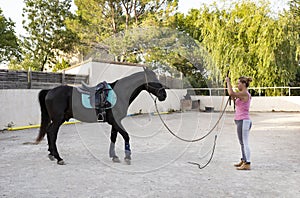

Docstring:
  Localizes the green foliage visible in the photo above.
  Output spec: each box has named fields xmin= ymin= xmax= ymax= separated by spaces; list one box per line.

xmin=8 ymin=55 xmax=40 ymax=71
xmin=102 ymin=27 xmax=209 ymax=88
xmin=67 ymin=0 xmax=210 ymax=86
xmin=4 ymin=0 xmax=297 ymax=91
xmin=0 ymin=8 xmax=21 ymax=63
xmin=284 ymin=0 xmax=300 ymax=88
xmin=22 ymin=0 xmax=78 ymax=71
xmin=67 ymin=0 xmax=178 ymax=48
xmin=52 ymin=59 xmax=70 ymax=72
xmin=176 ymin=0 xmax=299 ymax=93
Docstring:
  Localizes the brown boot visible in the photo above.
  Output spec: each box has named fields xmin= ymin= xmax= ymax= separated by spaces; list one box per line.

xmin=236 ymin=162 xmax=251 ymax=170
xmin=234 ymin=160 xmax=245 ymax=167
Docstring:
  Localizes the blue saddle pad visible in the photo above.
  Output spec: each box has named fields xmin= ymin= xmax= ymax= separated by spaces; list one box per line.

xmin=81 ymin=94 xmax=93 ymax=109
xmin=81 ymin=85 xmax=117 ymax=109
xmin=106 ymin=85 xmax=117 ymax=108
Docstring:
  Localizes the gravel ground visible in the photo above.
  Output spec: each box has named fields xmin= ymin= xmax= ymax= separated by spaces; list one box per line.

xmin=0 ymin=112 xmax=299 ymax=197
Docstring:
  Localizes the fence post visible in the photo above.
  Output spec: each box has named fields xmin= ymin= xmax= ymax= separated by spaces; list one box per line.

xmin=27 ymin=68 xmax=32 ymax=89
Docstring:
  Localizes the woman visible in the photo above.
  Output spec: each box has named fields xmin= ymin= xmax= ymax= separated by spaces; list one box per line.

xmin=226 ymin=76 xmax=252 ymax=170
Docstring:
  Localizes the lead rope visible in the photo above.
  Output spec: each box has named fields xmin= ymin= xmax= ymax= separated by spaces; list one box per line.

xmin=143 ymin=67 xmax=229 ymax=169
xmin=185 ymin=76 xmax=230 ymax=169
xmin=186 ymin=92 xmax=228 ymax=169
xmin=188 ymin=134 xmax=217 ymax=169
xmin=153 ymin=97 xmax=229 ymax=142
xmin=153 ymin=96 xmax=229 ymax=169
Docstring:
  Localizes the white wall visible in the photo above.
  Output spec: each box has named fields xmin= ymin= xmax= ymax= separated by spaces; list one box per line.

xmin=2 ymin=62 xmax=300 ymax=129
xmin=65 ymin=61 xmax=143 ymax=86
xmin=0 ymin=90 xmax=41 ymax=129
xmin=251 ymin=96 xmax=300 ymax=112
xmin=128 ymin=89 xmax=186 ymax=114
xmin=89 ymin=62 xmax=142 ymax=85
xmin=1 ymin=88 xmax=300 ymax=130
xmin=0 ymin=89 xmax=185 ymax=130
xmin=65 ymin=61 xmax=92 ymax=76
xmin=192 ymin=96 xmax=300 ymax=112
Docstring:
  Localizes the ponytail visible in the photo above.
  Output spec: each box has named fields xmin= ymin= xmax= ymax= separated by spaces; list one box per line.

xmin=239 ymin=76 xmax=252 ymax=87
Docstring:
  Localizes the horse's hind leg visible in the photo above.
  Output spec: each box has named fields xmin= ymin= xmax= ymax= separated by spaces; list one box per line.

xmin=109 ymin=127 xmax=121 ymax=163
xmin=47 ymin=118 xmax=65 ymax=165
xmin=47 ymin=131 xmax=55 ymax=161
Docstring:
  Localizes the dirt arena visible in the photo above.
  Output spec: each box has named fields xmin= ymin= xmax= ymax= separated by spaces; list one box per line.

xmin=1 ymin=112 xmax=299 ymax=197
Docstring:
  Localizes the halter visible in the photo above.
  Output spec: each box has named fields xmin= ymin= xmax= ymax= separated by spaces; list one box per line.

xmin=145 ymin=84 xmax=165 ymax=97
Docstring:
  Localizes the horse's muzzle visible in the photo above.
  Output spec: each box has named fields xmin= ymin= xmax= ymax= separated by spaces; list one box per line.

xmin=157 ymin=89 xmax=167 ymax=101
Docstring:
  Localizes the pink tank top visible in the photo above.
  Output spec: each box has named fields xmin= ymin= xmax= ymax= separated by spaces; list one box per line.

xmin=234 ymin=92 xmax=251 ymax=120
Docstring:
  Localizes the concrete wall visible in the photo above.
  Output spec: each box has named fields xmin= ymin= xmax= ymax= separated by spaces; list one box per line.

xmin=128 ymin=89 xmax=186 ymax=114
xmin=2 ymin=62 xmax=299 ymax=129
xmin=192 ymin=96 xmax=300 ymax=112
xmin=0 ymin=89 xmax=41 ymax=129
xmin=0 ymin=89 xmax=185 ymax=130
xmin=1 ymin=89 xmax=300 ymax=130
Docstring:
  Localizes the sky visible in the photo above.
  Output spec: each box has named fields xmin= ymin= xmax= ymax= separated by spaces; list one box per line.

xmin=0 ymin=0 xmax=289 ymax=37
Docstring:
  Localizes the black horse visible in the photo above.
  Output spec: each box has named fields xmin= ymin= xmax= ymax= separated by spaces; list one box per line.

xmin=34 ymin=67 xmax=167 ymax=165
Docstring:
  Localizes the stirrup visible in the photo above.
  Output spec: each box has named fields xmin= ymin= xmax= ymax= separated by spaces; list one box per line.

xmin=97 ymin=112 xmax=106 ymax=122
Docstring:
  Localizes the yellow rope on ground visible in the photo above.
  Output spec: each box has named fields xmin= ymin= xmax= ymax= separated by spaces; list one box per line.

xmin=7 ymin=121 xmax=81 ymax=131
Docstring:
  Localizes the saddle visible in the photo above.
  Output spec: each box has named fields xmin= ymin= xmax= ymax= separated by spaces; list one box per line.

xmin=81 ymin=81 xmax=99 ymax=92
xmin=77 ymin=81 xmax=117 ymax=122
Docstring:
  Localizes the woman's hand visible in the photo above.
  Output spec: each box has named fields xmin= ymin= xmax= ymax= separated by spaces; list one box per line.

xmin=225 ymin=77 xmax=230 ymax=83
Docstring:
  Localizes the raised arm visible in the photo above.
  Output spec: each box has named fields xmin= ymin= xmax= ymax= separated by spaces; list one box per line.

xmin=225 ymin=77 xmax=248 ymax=100
xmin=226 ymin=77 xmax=234 ymax=96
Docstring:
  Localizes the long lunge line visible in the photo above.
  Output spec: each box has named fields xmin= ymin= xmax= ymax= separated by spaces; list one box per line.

xmin=188 ymin=134 xmax=217 ymax=169
xmin=153 ymin=97 xmax=229 ymax=142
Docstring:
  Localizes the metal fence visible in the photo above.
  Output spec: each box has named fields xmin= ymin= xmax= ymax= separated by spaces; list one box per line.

xmin=187 ymin=87 xmax=300 ymax=96
xmin=0 ymin=69 xmax=89 ymax=89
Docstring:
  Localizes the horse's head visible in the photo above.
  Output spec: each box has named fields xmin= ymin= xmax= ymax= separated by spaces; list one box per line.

xmin=143 ymin=67 xmax=167 ymax=101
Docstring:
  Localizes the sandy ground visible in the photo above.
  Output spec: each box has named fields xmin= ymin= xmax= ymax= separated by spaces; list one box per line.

xmin=0 ymin=112 xmax=300 ymax=197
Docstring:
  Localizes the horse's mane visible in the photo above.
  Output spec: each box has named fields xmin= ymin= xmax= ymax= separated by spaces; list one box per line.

xmin=108 ymin=71 xmax=145 ymax=89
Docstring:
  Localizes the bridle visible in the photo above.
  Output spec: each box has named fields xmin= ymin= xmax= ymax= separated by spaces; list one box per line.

xmin=143 ymin=67 xmax=230 ymax=169
xmin=145 ymin=82 xmax=165 ymax=98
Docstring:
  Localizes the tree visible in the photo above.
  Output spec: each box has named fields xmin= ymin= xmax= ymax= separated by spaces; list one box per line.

xmin=0 ymin=8 xmax=21 ymax=64
xmin=8 ymin=54 xmax=40 ymax=71
xmin=285 ymin=0 xmax=300 ymax=90
xmin=22 ymin=0 xmax=78 ymax=71
xmin=177 ymin=0 xmax=299 ymax=94
xmin=67 ymin=0 xmax=178 ymax=51
xmin=68 ymin=0 xmax=211 ymax=87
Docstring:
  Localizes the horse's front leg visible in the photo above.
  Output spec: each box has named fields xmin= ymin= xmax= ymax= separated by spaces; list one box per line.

xmin=109 ymin=127 xmax=121 ymax=163
xmin=118 ymin=128 xmax=131 ymax=165
xmin=124 ymin=141 xmax=131 ymax=165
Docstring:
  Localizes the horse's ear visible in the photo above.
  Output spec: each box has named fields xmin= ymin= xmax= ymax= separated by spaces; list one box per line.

xmin=143 ymin=66 xmax=149 ymax=72
xmin=143 ymin=66 xmax=150 ymax=75
xmin=145 ymin=67 xmax=154 ymax=74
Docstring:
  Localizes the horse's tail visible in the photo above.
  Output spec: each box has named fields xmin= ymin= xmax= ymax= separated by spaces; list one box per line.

xmin=36 ymin=89 xmax=51 ymax=143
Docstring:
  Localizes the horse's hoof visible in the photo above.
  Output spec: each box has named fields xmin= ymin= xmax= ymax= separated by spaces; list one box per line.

xmin=57 ymin=160 xmax=66 ymax=165
xmin=112 ymin=156 xmax=121 ymax=163
xmin=124 ymin=157 xmax=131 ymax=165
xmin=48 ymin=154 xmax=55 ymax=161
